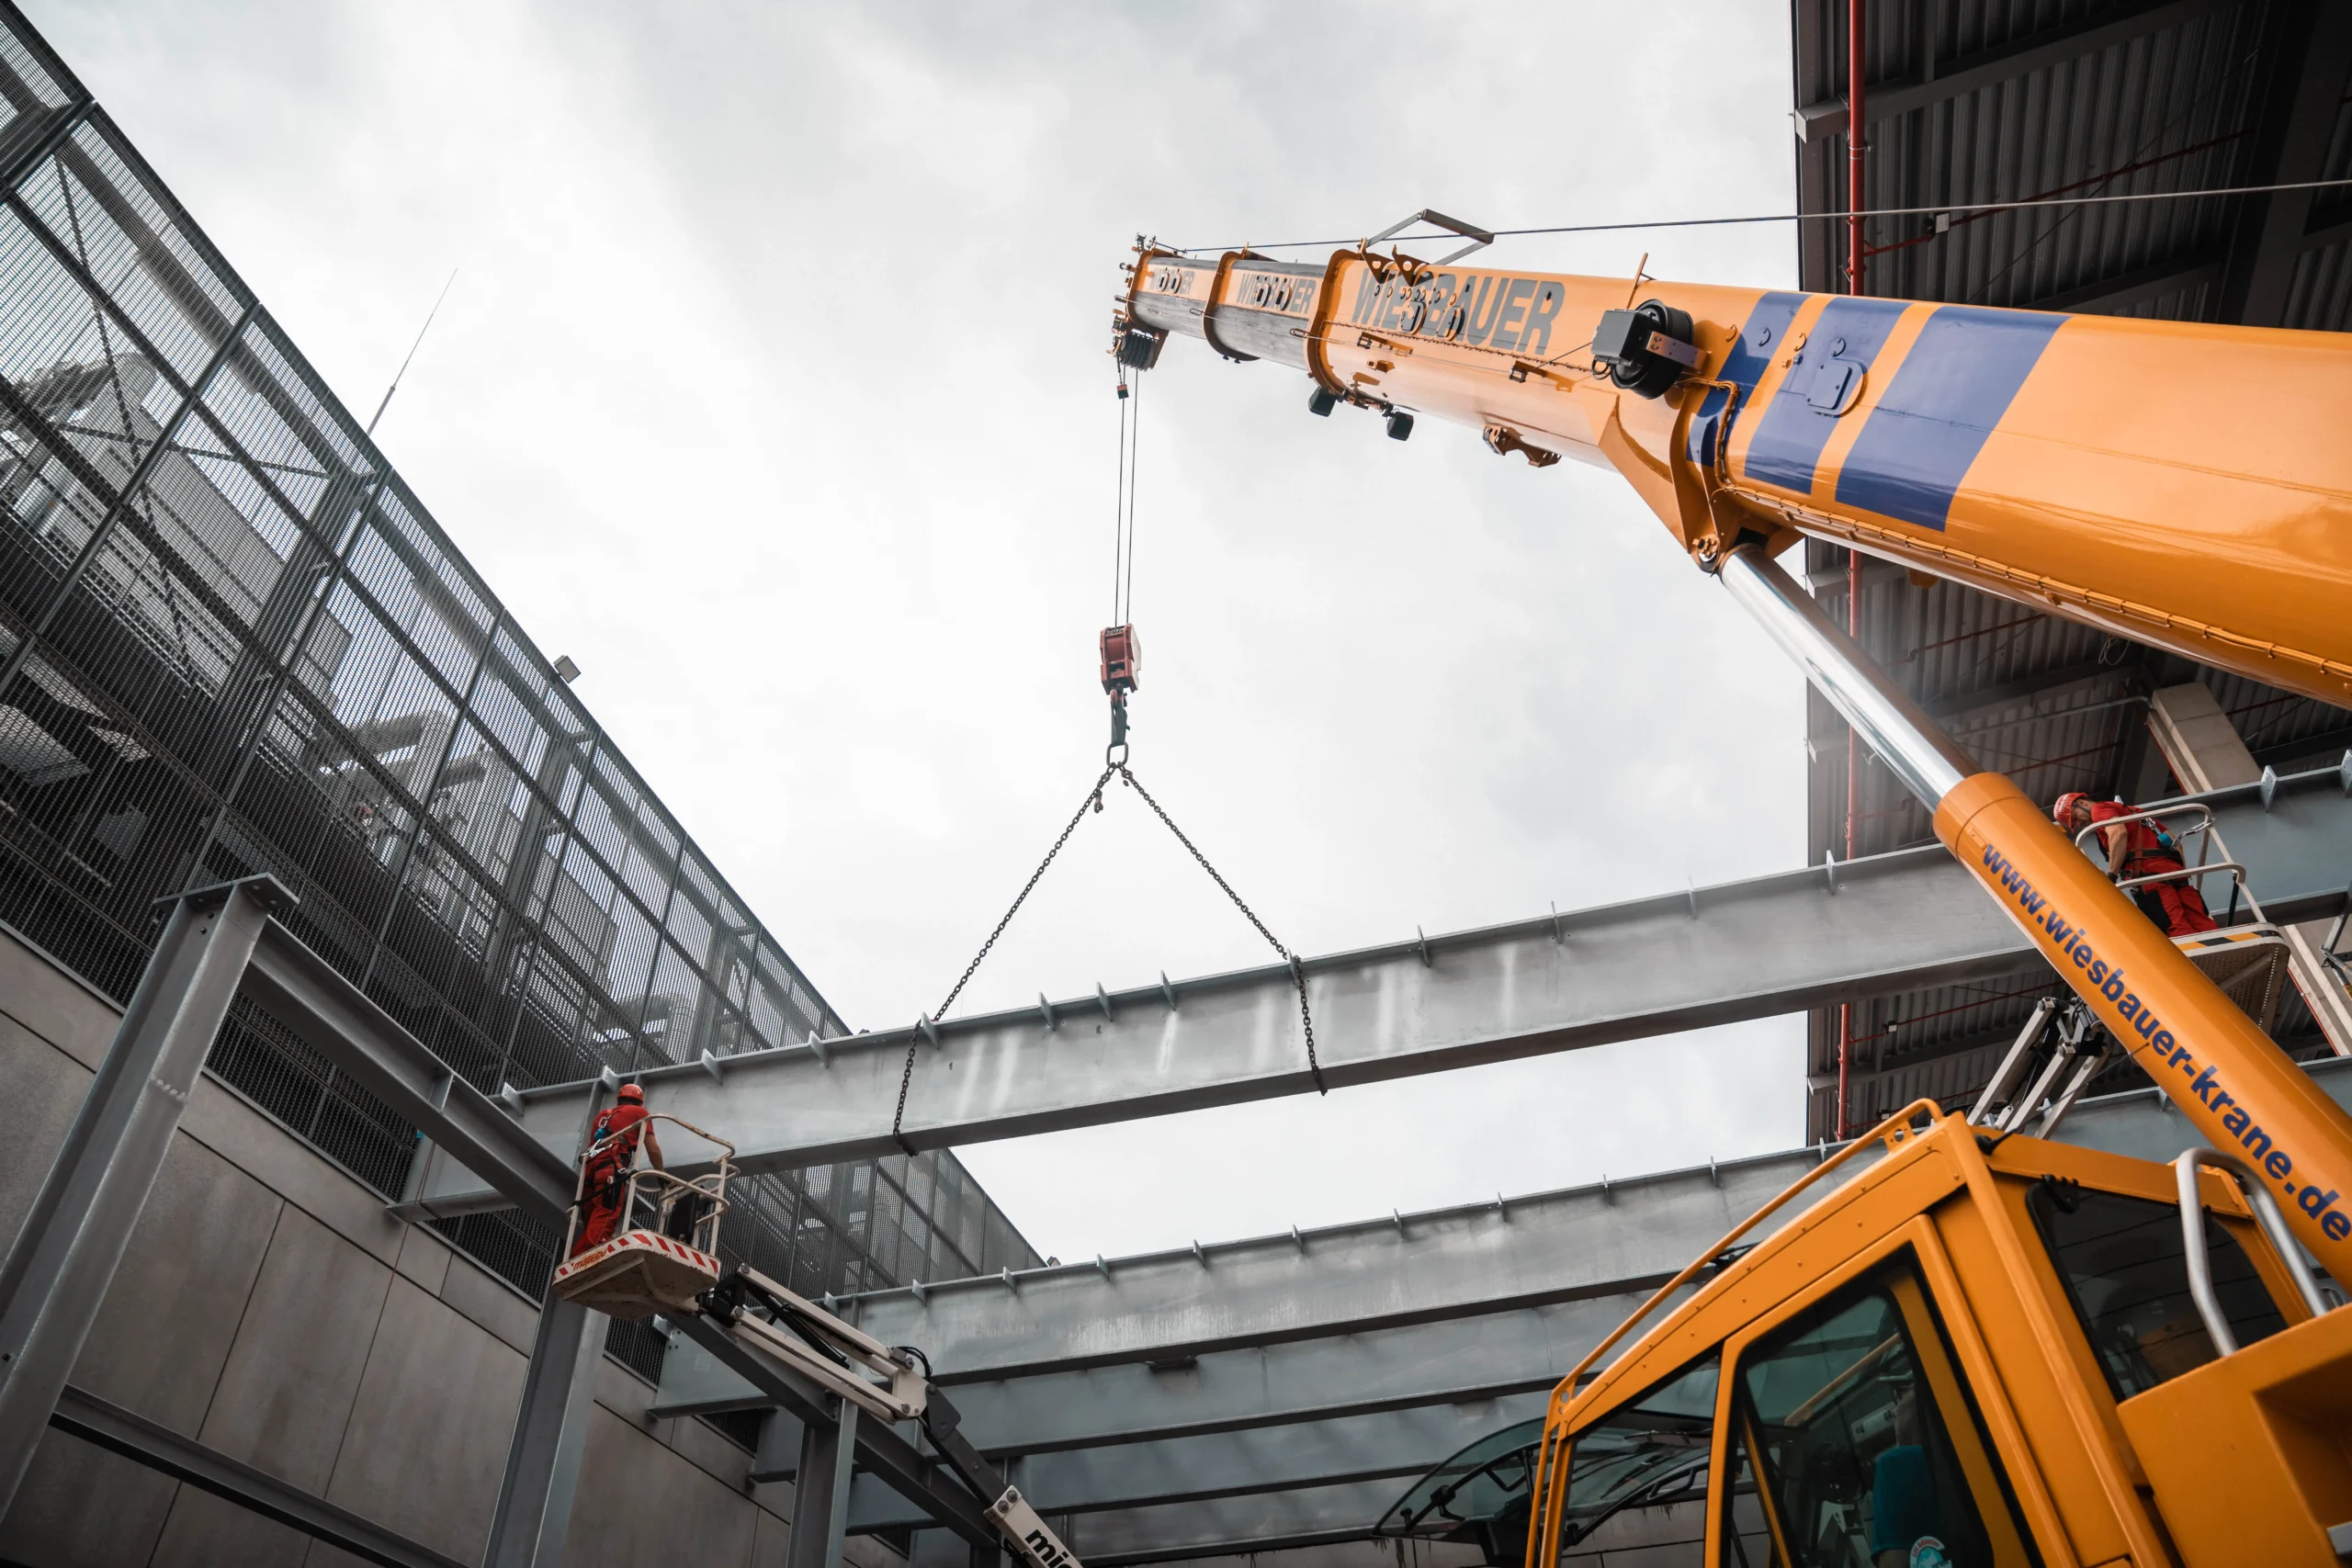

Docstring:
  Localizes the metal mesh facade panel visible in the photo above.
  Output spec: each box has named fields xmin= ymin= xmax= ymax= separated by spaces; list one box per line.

xmin=0 ymin=3 xmax=1037 ymax=1369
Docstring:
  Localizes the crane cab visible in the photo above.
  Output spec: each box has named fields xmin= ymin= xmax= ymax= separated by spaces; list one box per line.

xmin=1513 ymin=1107 xmax=2350 ymax=1568
xmin=550 ymin=1113 xmax=736 ymax=1320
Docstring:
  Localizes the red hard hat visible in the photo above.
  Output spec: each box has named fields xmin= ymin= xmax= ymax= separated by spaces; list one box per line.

xmin=2052 ymin=791 xmax=2092 ymax=826
xmin=616 ymin=1083 xmax=645 ymax=1103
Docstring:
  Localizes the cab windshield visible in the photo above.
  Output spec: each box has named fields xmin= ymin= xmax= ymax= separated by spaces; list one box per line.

xmin=1556 ymin=1354 xmax=1719 ymax=1560
xmin=1720 ymin=1258 xmax=2032 ymax=1567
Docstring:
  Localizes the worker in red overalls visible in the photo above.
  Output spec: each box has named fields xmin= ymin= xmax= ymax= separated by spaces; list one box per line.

xmin=2053 ymin=792 xmax=2219 ymax=939
xmin=568 ymin=1082 xmax=664 ymax=1258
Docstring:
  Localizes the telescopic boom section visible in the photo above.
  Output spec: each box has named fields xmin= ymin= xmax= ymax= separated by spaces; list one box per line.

xmin=1113 ymin=235 xmax=2352 ymax=1281
xmin=1114 ymin=242 xmax=2352 ymax=707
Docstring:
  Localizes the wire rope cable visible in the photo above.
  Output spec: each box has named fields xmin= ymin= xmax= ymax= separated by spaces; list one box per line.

xmin=1170 ymin=176 xmax=2352 ymax=255
xmin=1111 ymin=378 xmax=1128 ymax=624
xmin=1122 ymin=369 xmax=1141 ymax=627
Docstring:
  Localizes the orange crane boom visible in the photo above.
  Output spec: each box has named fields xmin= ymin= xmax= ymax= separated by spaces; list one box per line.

xmin=1113 ymin=230 xmax=2352 ymax=1282
xmin=1117 ymin=239 xmax=2352 ymax=706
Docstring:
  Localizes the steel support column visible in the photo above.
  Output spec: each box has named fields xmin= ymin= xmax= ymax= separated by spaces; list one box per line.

xmin=749 ymin=1406 xmax=808 ymax=1484
xmin=786 ymin=1398 xmax=858 ymax=1568
xmin=482 ymin=1295 xmax=605 ymax=1568
xmin=0 ymin=876 xmax=282 ymax=1514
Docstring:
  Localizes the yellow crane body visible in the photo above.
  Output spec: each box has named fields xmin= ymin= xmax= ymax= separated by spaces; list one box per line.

xmin=1117 ymin=239 xmax=2352 ymax=1564
xmin=1521 ymin=1107 xmax=2352 ymax=1566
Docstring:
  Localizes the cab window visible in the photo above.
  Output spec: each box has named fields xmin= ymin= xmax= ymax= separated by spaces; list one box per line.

xmin=2025 ymin=1178 xmax=2285 ymax=1402
xmin=1719 ymin=1258 xmax=2034 ymax=1568
xmin=1555 ymin=1353 xmax=1717 ymax=1563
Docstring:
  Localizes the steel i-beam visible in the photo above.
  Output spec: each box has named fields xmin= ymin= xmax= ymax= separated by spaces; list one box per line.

xmin=0 ymin=877 xmax=283 ymax=1514
xmin=413 ymin=769 xmax=2352 ymax=1215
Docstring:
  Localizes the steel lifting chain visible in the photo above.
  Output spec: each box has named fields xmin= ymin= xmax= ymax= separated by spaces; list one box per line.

xmin=888 ymin=763 xmax=1326 ymax=1145
xmin=1115 ymin=764 xmax=1324 ymax=1094
xmin=890 ymin=766 xmax=1114 ymax=1146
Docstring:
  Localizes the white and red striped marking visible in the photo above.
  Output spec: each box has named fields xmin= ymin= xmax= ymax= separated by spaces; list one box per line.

xmin=554 ymin=1228 xmax=718 ymax=1286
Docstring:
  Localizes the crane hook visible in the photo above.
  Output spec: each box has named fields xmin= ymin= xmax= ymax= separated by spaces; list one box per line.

xmin=1100 ymin=624 xmax=1139 ymax=769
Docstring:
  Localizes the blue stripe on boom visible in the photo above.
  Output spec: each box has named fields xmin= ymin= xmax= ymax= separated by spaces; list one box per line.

xmin=1740 ymin=297 xmax=1908 ymax=495
xmin=1836 ymin=306 xmax=2064 ymax=532
xmin=1688 ymin=291 xmax=1804 ymax=468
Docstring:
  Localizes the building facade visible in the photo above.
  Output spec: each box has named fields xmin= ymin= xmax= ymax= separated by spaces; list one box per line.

xmin=0 ymin=1 xmax=1035 ymax=1374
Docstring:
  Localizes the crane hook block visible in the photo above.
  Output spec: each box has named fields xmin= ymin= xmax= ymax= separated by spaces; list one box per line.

xmin=1592 ymin=300 xmax=1698 ymax=399
xmin=1100 ymin=625 xmax=1140 ymax=695
xmin=1116 ymin=325 xmax=1165 ymax=371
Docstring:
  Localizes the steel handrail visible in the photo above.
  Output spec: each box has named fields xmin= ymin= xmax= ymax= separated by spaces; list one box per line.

xmin=2074 ymin=803 xmax=2271 ymax=924
xmin=2070 ymin=802 xmax=2215 ymax=856
xmin=2172 ymin=1145 xmax=2333 ymax=1355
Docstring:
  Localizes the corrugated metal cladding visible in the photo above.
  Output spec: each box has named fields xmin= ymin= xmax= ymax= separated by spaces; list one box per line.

xmin=1789 ymin=0 xmax=2352 ymax=1140
xmin=0 ymin=1 xmax=1039 ymax=1378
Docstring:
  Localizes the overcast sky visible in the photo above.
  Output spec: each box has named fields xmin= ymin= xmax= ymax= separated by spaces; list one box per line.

xmin=34 ymin=1 xmax=1813 ymax=1261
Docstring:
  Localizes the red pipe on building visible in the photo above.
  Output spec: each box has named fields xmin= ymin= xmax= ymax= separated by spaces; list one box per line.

xmin=1837 ymin=0 xmax=1866 ymax=1139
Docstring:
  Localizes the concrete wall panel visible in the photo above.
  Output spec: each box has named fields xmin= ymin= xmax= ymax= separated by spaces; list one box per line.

xmin=150 ymin=1484 xmax=312 ymax=1568
xmin=72 ymin=1134 xmax=281 ymax=1435
xmin=0 ymin=1015 xmax=98 ymax=1237
xmin=568 ymin=1403 xmax=760 ymax=1567
xmin=0 ymin=920 xmax=122 ymax=1067
xmin=437 ymin=1249 xmax=542 ymax=1354
xmin=0 ymin=924 xmax=823 ymax=1566
xmin=194 ymin=1207 xmax=392 ymax=1481
xmin=752 ymin=1506 xmax=793 ymax=1568
xmin=323 ymin=1276 xmax=527 ymax=1562
xmin=394 ymin=1225 xmax=452 ymax=1295
xmin=177 ymin=1075 xmax=407 ymax=1266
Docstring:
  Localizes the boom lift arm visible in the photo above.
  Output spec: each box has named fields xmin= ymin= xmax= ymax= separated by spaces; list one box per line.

xmin=697 ymin=1269 xmax=1084 ymax=1568
xmin=1113 ymin=226 xmax=2352 ymax=1282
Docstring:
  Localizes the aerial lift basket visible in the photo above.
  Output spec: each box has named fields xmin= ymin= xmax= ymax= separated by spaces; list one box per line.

xmin=551 ymin=1114 xmax=736 ymax=1319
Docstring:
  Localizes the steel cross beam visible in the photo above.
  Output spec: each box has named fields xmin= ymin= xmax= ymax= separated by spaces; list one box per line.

xmin=239 ymin=919 xmax=578 ymax=1220
xmin=836 ymin=1393 xmax=1549 ymax=1531
xmin=1038 ymin=1479 xmax=1403 ymax=1568
xmin=438 ymin=851 xmax=2027 ymax=1203
xmin=430 ymin=770 xmax=2352 ymax=1214
xmin=48 ymin=1383 xmax=467 ymax=1568
xmin=665 ymin=1285 xmax=1664 ymax=1454
xmin=657 ymin=1063 xmax=2352 ymax=1502
xmin=843 ymin=1154 xmax=1815 ymax=1380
